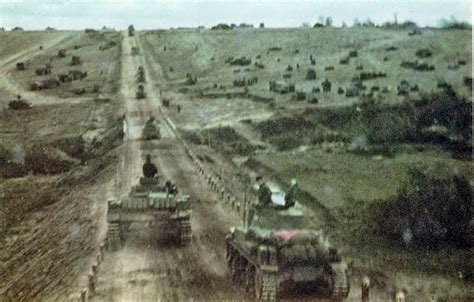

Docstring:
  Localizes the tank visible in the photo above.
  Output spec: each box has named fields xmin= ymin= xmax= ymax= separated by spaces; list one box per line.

xmin=142 ymin=118 xmax=161 ymax=140
xmin=106 ymin=177 xmax=191 ymax=249
xmin=136 ymin=84 xmax=146 ymax=99
xmin=226 ymin=202 xmax=349 ymax=300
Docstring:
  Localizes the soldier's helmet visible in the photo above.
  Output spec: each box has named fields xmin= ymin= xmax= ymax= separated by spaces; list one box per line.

xmin=146 ymin=154 xmax=151 ymax=161
xmin=291 ymin=178 xmax=297 ymax=186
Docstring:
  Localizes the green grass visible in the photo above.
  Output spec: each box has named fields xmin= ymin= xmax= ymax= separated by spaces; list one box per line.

xmin=255 ymin=148 xmax=472 ymax=209
xmin=144 ymin=27 xmax=472 ymax=106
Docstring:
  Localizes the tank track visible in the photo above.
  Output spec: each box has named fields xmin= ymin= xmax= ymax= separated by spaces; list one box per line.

xmin=332 ymin=265 xmax=349 ymax=300
xmin=256 ymin=271 xmax=277 ymax=301
xmin=227 ymin=244 xmax=278 ymax=301
xmin=178 ymin=218 xmax=192 ymax=245
xmin=106 ymin=222 xmax=121 ymax=250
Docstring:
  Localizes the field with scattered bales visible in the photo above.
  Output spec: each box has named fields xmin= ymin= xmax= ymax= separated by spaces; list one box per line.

xmin=145 ymin=26 xmax=473 ymax=300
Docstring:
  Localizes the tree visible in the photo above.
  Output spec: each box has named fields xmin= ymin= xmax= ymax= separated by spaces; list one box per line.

xmin=437 ymin=16 xmax=471 ymax=29
xmin=353 ymin=18 xmax=360 ymax=27
xmin=128 ymin=24 xmax=135 ymax=36
xmin=358 ymin=96 xmax=410 ymax=149
xmin=398 ymin=166 xmax=471 ymax=247
xmin=259 ymin=22 xmax=265 ymax=28
xmin=325 ymin=17 xmax=333 ymax=27
xmin=363 ymin=18 xmax=374 ymax=27
xmin=301 ymin=22 xmax=311 ymax=28
xmin=370 ymin=165 xmax=472 ymax=248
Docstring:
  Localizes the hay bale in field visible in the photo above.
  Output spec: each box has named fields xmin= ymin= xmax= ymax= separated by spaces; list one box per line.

xmin=69 ymin=70 xmax=88 ymax=80
xmin=58 ymin=74 xmax=72 ymax=82
xmin=58 ymin=49 xmax=67 ymax=58
xmin=397 ymin=80 xmax=410 ymax=95
xmin=295 ymin=91 xmax=306 ymax=100
xmin=8 ymin=96 xmax=31 ymax=110
xmin=186 ymin=73 xmax=197 ymax=85
xmin=35 ymin=65 xmax=52 ymax=76
xmin=230 ymin=56 xmax=251 ymax=66
xmin=415 ymin=48 xmax=432 ymax=58
xmin=322 ymin=78 xmax=332 ymax=92
xmin=339 ymin=57 xmax=349 ymax=65
xmin=16 ymin=62 xmax=25 ymax=70
xmin=349 ymin=50 xmax=358 ymax=57
xmin=306 ymin=68 xmax=317 ymax=80
xmin=41 ymin=78 xmax=60 ymax=89
xmin=269 ymin=81 xmax=294 ymax=94
xmin=70 ymin=55 xmax=81 ymax=66
xmin=400 ymin=60 xmax=435 ymax=71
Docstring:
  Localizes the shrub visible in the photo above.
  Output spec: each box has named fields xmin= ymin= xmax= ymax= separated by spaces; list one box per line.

xmin=369 ymin=165 xmax=472 ymax=248
xmin=269 ymin=134 xmax=302 ymax=151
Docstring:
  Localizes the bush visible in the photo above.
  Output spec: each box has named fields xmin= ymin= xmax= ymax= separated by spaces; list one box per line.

xmin=369 ymin=165 xmax=472 ymax=248
xmin=269 ymin=134 xmax=302 ymax=151
xmin=183 ymin=127 xmax=257 ymax=155
xmin=437 ymin=17 xmax=471 ymax=30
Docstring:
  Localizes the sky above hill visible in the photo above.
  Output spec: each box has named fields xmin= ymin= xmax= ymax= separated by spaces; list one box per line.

xmin=0 ymin=0 xmax=472 ymax=30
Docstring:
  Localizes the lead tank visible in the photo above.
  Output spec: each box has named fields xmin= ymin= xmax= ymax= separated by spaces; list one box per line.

xmin=226 ymin=202 xmax=349 ymax=300
xmin=106 ymin=177 xmax=191 ymax=249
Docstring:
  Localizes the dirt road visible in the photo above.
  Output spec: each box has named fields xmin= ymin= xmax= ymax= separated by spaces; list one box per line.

xmin=90 ymin=32 xmax=248 ymax=301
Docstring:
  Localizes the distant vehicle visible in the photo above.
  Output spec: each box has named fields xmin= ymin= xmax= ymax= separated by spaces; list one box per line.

xmin=142 ymin=117 xmax=161 ymax=140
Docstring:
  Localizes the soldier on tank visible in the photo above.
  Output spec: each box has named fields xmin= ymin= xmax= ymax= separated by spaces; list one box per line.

xmin=165 ymin=180 xmax=179 ymax=194
xmin=146 ymin=116 xmax=155 ymax=126
xmin=142 ymin=154 xmax=158 ymax=178
xmin=284 ymin=179 xmax=298 ymax=208
xmin=256 ymin=176 xmax=272 ymax=207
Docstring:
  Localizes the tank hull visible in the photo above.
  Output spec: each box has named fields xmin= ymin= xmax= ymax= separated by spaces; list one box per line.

xmin=106 ymin=177 xmax=192 ymax=249
xmin=225 ymin=230 xmax=349 ymax=300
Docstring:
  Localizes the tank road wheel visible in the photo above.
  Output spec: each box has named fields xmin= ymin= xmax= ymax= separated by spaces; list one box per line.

xmin=178 ymin=218 xmax=192 ymax=245
xmin=226 ymin=245 xmax=236 ymax=274
xmin=120 ymin=222 xmax=131 ymax=240
xmin=331 ymin=265 xmax=349 ymax=300
xmin=229 ymin=256 xmax=238 ymax=280
xmin=255 ymin=270 xmax=278 ymax=301
xmin=106 ymin=222 xmax=121 ymax=250
xmin=231 ymin=256 xmax=244 ymax=283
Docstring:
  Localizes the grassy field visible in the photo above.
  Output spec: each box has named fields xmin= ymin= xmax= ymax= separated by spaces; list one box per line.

xmin=1 ymin=30 xmax=123 ymax=229
xmin=146 ymin=26 xmax=472 ymax=297
xmin=255 ymin=146 xmax=472 ymax=208
xmin=144 ymin=27 xmax=471 ymax=106
xmin=0 ymin=31 xmax=66 ymax=60
xmin=7 ymin=30 xmax=122 ymax=98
